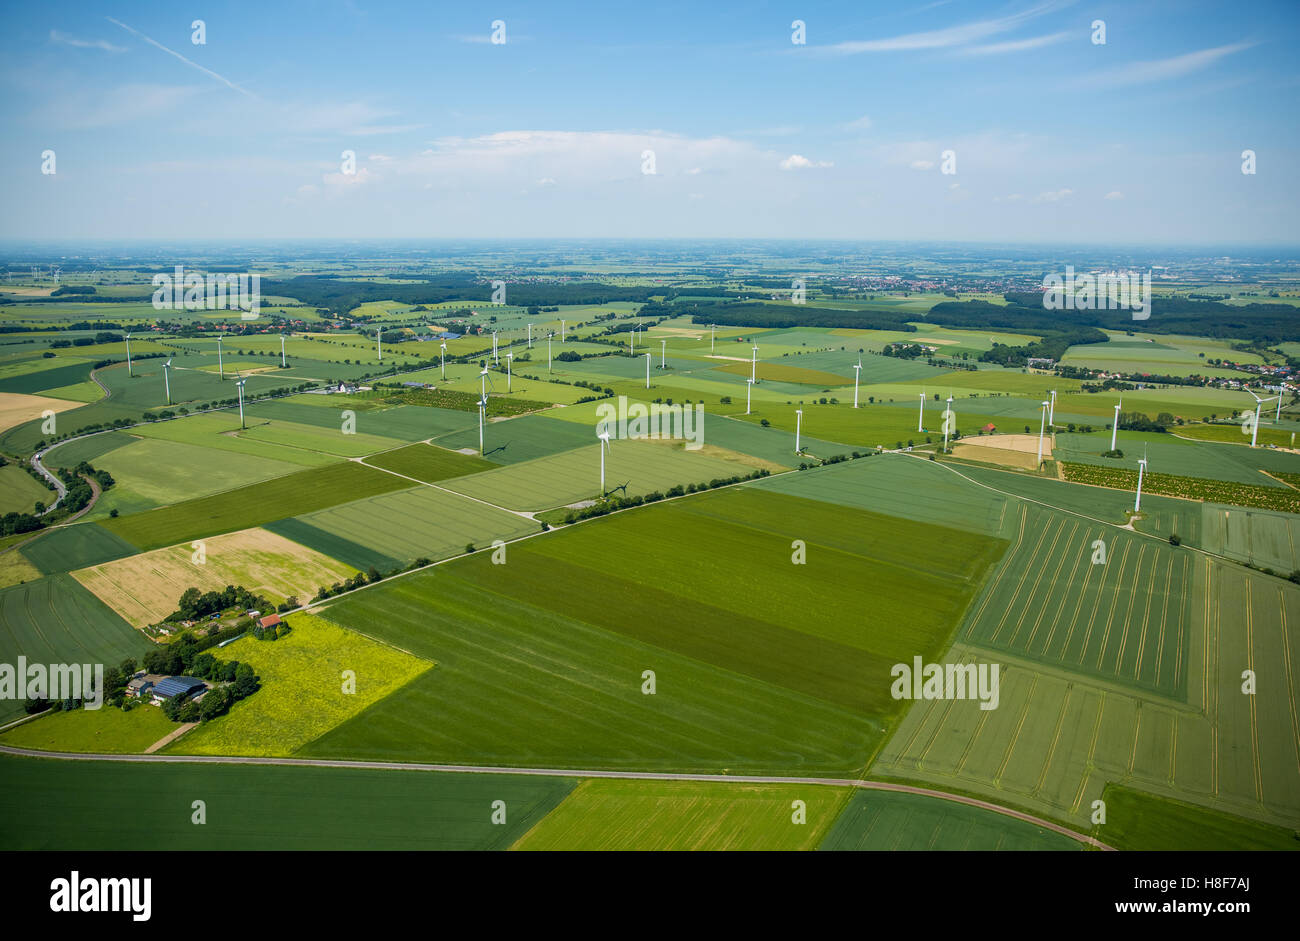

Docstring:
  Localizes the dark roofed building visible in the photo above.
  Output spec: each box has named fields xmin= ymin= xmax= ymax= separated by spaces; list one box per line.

xmin=150 ymin=676 xmax=207 ymax=703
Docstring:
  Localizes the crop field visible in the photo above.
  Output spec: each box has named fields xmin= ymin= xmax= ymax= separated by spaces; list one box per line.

xmin=440 ymin=438 xmax=760 ymax=511
xmin=714 ymin=360 xmax=853 ymax=388
xmin=100 ymin=460 xmax=412 ymax=551
xmin=0 ymin=701 xmax=178 ymax=754
xmin=0 ymin=574 xmax=151 ymax=723
xmin=300 ymin=486 xmax=1003 ymax=774
xmin=1096 ymin=784 xmax=1300 ymax=851
xmin=433 ymin=412 xmax=598 ymax=465
xmin=1199 ymin=505 xmax=1300 ymax=573
xmin=818 ymin=789 xmax=1083 ymax=851
xmin=93 ymin=437 xmax=307 ymax=507
xmin=278 ymin=484 xmax=537 ymax=568
xmin=174 ymin=613 xmax=432 ymax=756
xmin=1061 ymin=462 xmax=1300 ymax=514
xmin=963 ymin=504 xmax=1191 ymax=698
xmin=127 ymin=413 xmax=340 ymax=467
xmin=1054 ymin=430 xmax=1300 ymax=487
xmin=361 ymin=442 xmax=495 ymax=481
xmin=237 ymin=417 xmax=405 ymax=458
xmin=875 ymin=558 xmax=1300 ymax=832
xmin=1177 ymin=422 xmax=1295 ymax=449
xmin=18 ymin=522 xmax=137 ymax=574
xmin=0 ymin=757 xmax=573 ymax=850
xmin=512 ymin=780 xmax=851 ymax=850
xmin=0 ymin=392 xmax=81 ymax=435
xmin=0 ymin=463 xmax=51 ymax=514
xmin=72 ymin=528 xmax=359 ymax=628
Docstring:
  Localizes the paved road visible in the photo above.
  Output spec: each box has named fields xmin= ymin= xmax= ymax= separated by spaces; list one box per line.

xmin=28 ymin=449 xmax=67 ymax=514
xmin=0 ymin=743 xmax=1113 ymax=849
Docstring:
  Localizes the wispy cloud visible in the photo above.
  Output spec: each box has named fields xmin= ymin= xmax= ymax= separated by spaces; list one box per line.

xmin=962 ymin=30 xmax=1073 ymax=55
xmin=106 ymin=17 xmax=257 ymax=98
xmin=50 ymin=30 xmax=125 ymax=53
xmin=780 ymin=154 xmax=832 ymax=170
xmin=1073 ymin=42 xmax=1254 ymax=89
xmin=844 ymin=115 xmax=874 ymax=130
xmin=816 ymin=1 xmax=1070 ymax=54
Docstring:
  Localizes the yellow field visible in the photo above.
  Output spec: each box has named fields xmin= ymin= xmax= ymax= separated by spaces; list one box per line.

xmin=951 ymin=444 xmax=1040 ymax=470
xmin=0 ymin=392 xmax=81 ymax=434
xmin=71 ymin=527 xmax=358 ymax=628
xmin=961 ymin=433 xmax=1053 ymax=456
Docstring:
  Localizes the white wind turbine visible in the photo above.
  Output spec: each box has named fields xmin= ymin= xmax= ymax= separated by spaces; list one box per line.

xmin=216 ymin=335 xmax=224 ymax=380
xmin=1036 ymin=399 xmax=1049 ymax=467
xmin=560 ymin=319 xmax=566 ymax=342
xmin=645 ymin=352 xmax=652 ymax=389
xmin=918 ymin=392 xmax=926 ymax=432
xmin=163 ymin=358 xmax=173 ymax=405
xmin=548 ymin=332 xmax=554 ymax=371
xmin=235 ymin=371 xmax=248 ymax=429
xmin=597 ymin=424 xmax=612 ymax=494
xmin=1110 ymin=399 xmax=1122 ymax=452
xmin=1134 ymin=449 xmax=1148 ymax=512
xmin=853 ymin=358 xmax=862 ymax=409
xmin=477 ymin=393 xmax=488 ymax=455
xmin=660 ymin=338 xmax=667 ymax=370
xmin=1048 ymin=389 xmax=1057 ymax=427
xmin=492 ymin=330 xmax=499 ymax=365
xmin=746 ymin=377 xmax=754 ymax=415
xmin=710 ymin=323 xmax=716 ymax=354
xmin=795 ymin=408 xmax=803 ymax=454
xmin=1246 ymin=390 xmax=1280 ymax=448
xmin=440 ymin=340 xmax=447 ymax=380
xmin=377 ymin=325 xmax=382 ymax=362
xmin=630 ymin=325 xmax=635 ymax=356
xmin=527 ymin=323 xmax=533 ymax=348
xmin=750 ymin=344 xmax=758 ymax=383
xmin=280 ymin=334 xmax=287 ymax=367
xmin=506 ymin=351 xmax=513 ymax=392
xmin=124 ymin=333 xmax=133 ymax=377
xmin=943 ymin=394 xmax=954 ymax=451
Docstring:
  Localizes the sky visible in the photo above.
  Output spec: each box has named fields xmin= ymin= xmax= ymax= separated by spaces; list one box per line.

xmin=2 ymin=0 xmax=1298 ymax=244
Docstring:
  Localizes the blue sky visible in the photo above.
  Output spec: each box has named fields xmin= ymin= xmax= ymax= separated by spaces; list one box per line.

xmin=3 ymin=0 xmax=1297 ymax=243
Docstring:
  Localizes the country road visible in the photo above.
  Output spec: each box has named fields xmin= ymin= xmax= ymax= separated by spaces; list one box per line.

xmin=0 ymin=743 xmax=1113 ymax=849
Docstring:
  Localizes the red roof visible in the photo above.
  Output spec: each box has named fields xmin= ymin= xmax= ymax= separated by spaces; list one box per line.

xmin=258 ymin=614 xmax=282 ymax=628
xmin=982 ymin=423 xmax=997 ymax=432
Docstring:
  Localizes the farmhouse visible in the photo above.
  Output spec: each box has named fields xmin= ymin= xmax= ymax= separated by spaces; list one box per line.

xmin=125 ymin=673 xmax=164 ymax=699
xmin=259 ymin=614 xmax=281 ymax=631
xmin=149 ymin=676 xmax=207 ymax=706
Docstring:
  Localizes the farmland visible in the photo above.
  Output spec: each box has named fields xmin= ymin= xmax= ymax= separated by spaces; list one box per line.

xmin=173 ymin=613 xmax=432 ymax=756
xmin=71 ymin=528 xmax=358 ymax=628
xmin=513 ymin=780 xmax=851 ymax=850
xmin=1061 ymin=462 xmax=1300 ymax=514
xmin=0 ymin=701 xmax=178 ymax=754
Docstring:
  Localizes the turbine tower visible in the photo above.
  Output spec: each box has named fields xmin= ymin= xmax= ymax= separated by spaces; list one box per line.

xmin=377 ymin=326 xmax=382 ymax=362
xmin=660 ymin=339 xmax=667 ymax=370
xmin=125 ymin=333 xmax=133 ymax=377
xmin=853 ymin=359 xmax=862 ymax=409
xmin=750 ymin=344 xmax=758 ymax=383
xmin=236 ymin=375 xmax=247 ymax=429
xmin=163 ymin=358 xmax=173 ymax=405
xmin=1111 ymin=400 xmax=1122 ymax=451
xmin=1134 ymin=453 xmax=1148 ymax=512
xmin=746 ymin=377 xmax=754 ymax=415
xmin=548 ymin=333 xmax=553 ymax=372
xmin=1246 ymin=391 xmax=1279 ymax=447
xmin=560 ymin=319 xmax=566 ymax=342
xmin=645 ymin=352 xmax=651 ymax=389
xmin=710 ymin=324 xmax=716 ymax=353
xmin=506 ymin=351 xmax=513 ymax=393
xmin=795 ymin=409 xmax=803 ymax=454
xmin=280 ymin=334 xmax=287 ymax=368
xmin=1049 ymin=389 xmax=1057 ymax=427
xmin=527 ymin=323 xmax=533 ymax=348
xmin=943 ymin=394 xmax=954 ymax=451
xmin=217 ymin=336 xmax=224 ymax=380
xmin=492 ymin=331 xmax=498 ymax=365
xmin=477 ymin=394 xmax=487 ymax=455
xmin=918 ymin=392 xmax=925 ymax=432
xmin=1036 ymin=399 xmax=1049 ymax=467
xmin=440 ymin=340 xmax=447 ymax=380
xmin=597 ymin=427 xmax=611 ymax=494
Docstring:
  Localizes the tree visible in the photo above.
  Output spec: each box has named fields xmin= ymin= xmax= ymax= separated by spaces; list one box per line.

xmin=232 ymin=663 xmax=259 ymax=700
xmin=199 ymin=686 xmax=232 ymax=721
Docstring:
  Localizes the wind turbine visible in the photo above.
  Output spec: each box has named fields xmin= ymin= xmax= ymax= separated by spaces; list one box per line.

xmin=217 ymin=335 xmax=224 ymax=380
xmin=377 ymin=326 xmax=382 ymax=362
xmin=1036 ymin=399 xmax=1049 ymax=466
xmin=943 ymin=394 xmax=954 ymax=451
xmin=506 ymin=351 xmax=513 ymax=392
xmin=492 ymin=331 xmax=499 ymax=365
xmin=630 ymin=326 xmax=635 ymax=356
xmin=125 ymin=333 xmax=133 ymax=377
xmin=746 ymin=377 xmax=754 ymax=415
xmin=1134 ymin=450 xmax=1148 ymax=512
xmin=1111 ymin=399 xmax=1122 ymax=452
xmin=645 ymin=352 xmax=652 ymax=389
xmin=750 ymin=344 xmax=758 ymax=383
xmin=163 ymin=358 xmax=173 ymax=405
xmin=527 ymin=323 xmax=533 ymax=348
xmin=597 ymin=426 xmax=612 ymax=494
xmin=560 ymin=319 xmax=566 ymax=342
xmin=853 ymin=358 xmax=862 ymax=408
xmin=1048 ymin=389 xmax=1057 ymax=428
xmin=548 ymin=332 xmax=553 ymax=372
xmin=660 ymin=338 xmax=667 ymax=370
xmin=918 ymin=392 xmax=925 ymax=432
xmin=710 ymin=324 xmax=716 ymax=354
xmin=1246 ymin=391 xmax=1279 ymax=448
xmin=795 ymin=409 xmax=803 ymax=454
xmin=440 ymin=340 xmax=447 ymax=380
xmin=477 ymin=393 xmax=488 ymax=455
xmin=235 ymin=371 xmax=248 ymax=429
xmin=280 ymin=334 xmax=287 ymax=368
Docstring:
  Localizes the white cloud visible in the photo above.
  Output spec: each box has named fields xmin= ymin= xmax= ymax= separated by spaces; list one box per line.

xmin=1035 ymin=188 xmax=1073 ymax=202
xmin=910 ymin=159 xmax=936 ymax=170
xmin=368 ymin=154 xmax=394 ymax=163
xmin=962 ymin=30 xmax=1073 ymax=55
xmin=1104 ymin=190 xmax=1124 ymax=200
xmin=1073 ymin=42 xmax=1254 ymax=90
xmin=779 ymin=154 xmax=832 ymax=170
xmin=50 ymin=30 xmax=125 ymax=53
xmin=52 ymin=83 xmax=203 ymax=128
xmin=107 ymin=17 xmax=257 ymax=98
xmin=323 ymin=167 xmax=378 ymax=186
xmin=537 ymin=177 xmax=557 ymax=185
xmin=844 ymin=115 xmax=873 ymax=130
xmin=818 ymin=1 xmax=1069 ymax=54
xmin=685 ymin=167 xmax=702 ymax=175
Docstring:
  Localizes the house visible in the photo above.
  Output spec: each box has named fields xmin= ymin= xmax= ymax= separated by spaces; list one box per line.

xmin=982 ymin=423 xmax=997 ymax=434
xmin=258 ymin=614 xmax=281 ymax=631
xmin=149 ymin=676 xmax=207 ymax=706
xmin=126 ymin=673 xmax=164 ymax=699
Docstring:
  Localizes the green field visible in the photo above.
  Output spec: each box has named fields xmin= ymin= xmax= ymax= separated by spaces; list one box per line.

xmin=0 ymin=757 xmax=573 ymax=850
xmin=173 ymin=613 xmax=432 ymax=756
xmin=0 ymin=702 xmax=178 ymax=754
xmin=100 ymin=460 xmax=412 ymax=550
xmin=276 ymin=484 xmax=538 ymax=568
xmin=0 ymin=463 xmax=51 ymax=514
xmin=819 ymin=789 xmax=1083 ymax=851
xmin=362 ymin=442 xmax=495 ymax=481
xmin=0 ymin=574 xmax=151 ymax=723
xmin=19 ymin=522 xmax=137 ymax=574
xmin=513 ymin=780 xmax=850 ymax=850
xmin=94 ymin=436 xmax=306 ymax=507
xmin=1096 ymin=784 xmax=1300 ymax=850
